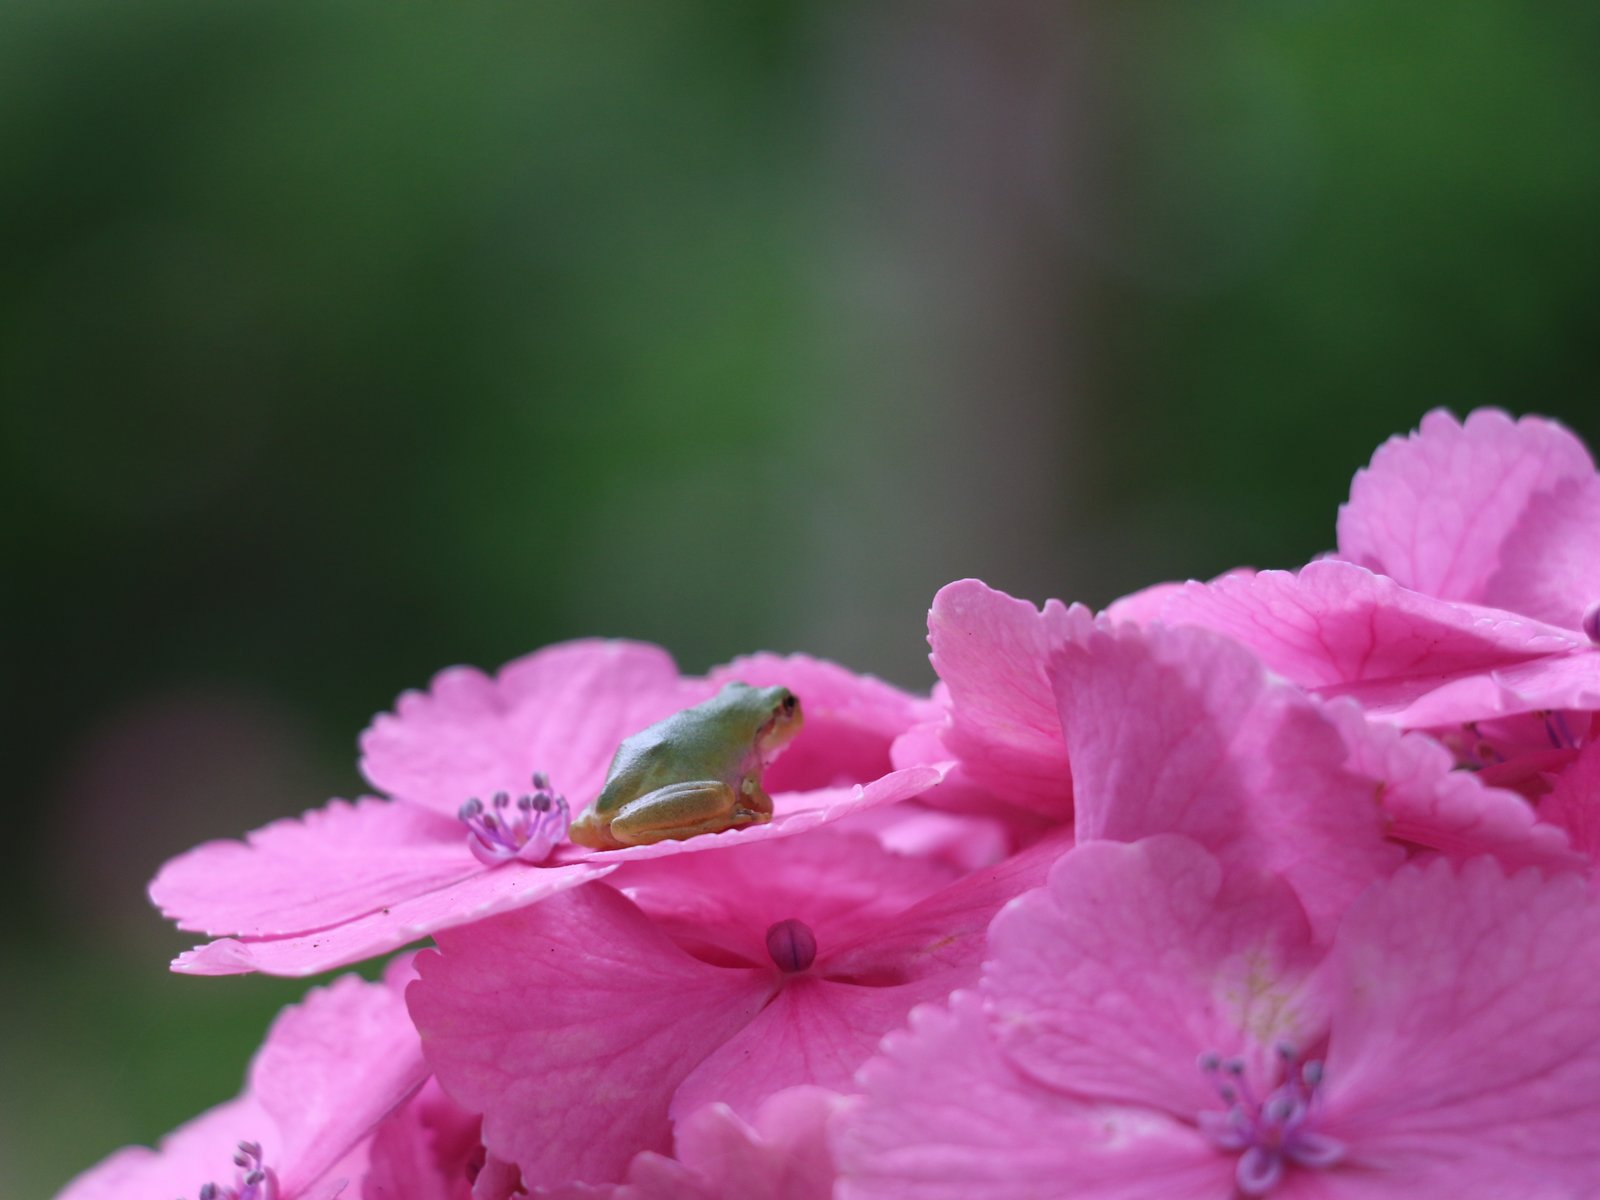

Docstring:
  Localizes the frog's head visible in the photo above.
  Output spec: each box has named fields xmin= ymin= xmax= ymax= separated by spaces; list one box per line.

xmin=752 ymin=685 xmax=804 ymax=760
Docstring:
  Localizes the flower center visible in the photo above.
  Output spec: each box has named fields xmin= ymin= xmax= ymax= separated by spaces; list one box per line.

xmin=1195 ymin=1047 xmax=1343 ymax=1196
xmin=765 ymin=917 xmax=818 ymax=973
xmin=196 ymin=1141 xmax=277 ymax=1200
xmin=459 ymin=772 xmax=569 ymax=866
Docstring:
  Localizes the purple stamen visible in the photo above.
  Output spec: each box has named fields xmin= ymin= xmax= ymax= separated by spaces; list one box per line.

xmin=193 ymin=1142 xmax=277 ymax=1200
xmin=1197 ymin=1047 xmax=1343 ymax=1196
xmin=459 ymin=774 xmax=570 ymax=866
xmin=1583 ymin=601 xmax=1600 ymax=645
xmin=765 ymin=917 xmax=818 ymax=973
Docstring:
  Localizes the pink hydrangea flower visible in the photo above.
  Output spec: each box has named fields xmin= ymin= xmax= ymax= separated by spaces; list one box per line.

xmin=406 ymin=827 xmax=1069 ymax=1190
xmin=1118 ymin=410 xmax=1600 ymax=735
xmin=836 ymin=835 xmax=1600 ymax=1198
xmin=56 ymin=964 xmax=428 ymax=1200
xmin=151 ymin=640 xmax=940 ymax=977
xmin=902 ymin=579 xmax=1576 ymax=886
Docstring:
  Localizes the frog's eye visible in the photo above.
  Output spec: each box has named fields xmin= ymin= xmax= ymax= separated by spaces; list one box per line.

xmin=782 ymin=693 xmax=798 ymax=713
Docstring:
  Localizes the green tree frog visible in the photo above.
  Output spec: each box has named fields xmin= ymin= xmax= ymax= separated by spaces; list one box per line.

xmin=567 ymin=682 xmax=804 ymax=850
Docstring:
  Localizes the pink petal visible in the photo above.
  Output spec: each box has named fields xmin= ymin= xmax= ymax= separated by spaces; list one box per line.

xmin=407 ymin=884 xmax=775 ymax=1187
xmin=984 ymin=837 xmax=1323 ymax=1121
xmin=150 ymin=797 xmax=474 ymax=937
xmin=1318 ymin=856 xmax=1600 ymax=1192
xmin=559 ymin=766 xmax=946 ymax=867
xmin=1052 ymin=622 xmax=1399 ymax=934
xmin=1337 ymin=408 xmax=1596 ymax=605
xmin=834 ymin=802 xmax=1013 ymax=873
xmin=672 ymin=976 xmax=935 ymax=1123
xmin=1483 ymin=476 xmax=1600 ymax=630
xmin=1380 ymin=646 xmax=1600 ymax=728
xmin=363 ymin=1079 xmax=481 ymax=1200
xmin=1539 ymin=738 xmax=1600 ymax=861
xmin=1155 ymin=560 xmax=1582 ymax=698
xmin=1322 ymin=701 xmax=1581 ymax=871
xmin=360 ymin=640 xmax=710 ymax=817
xmin=922 ymin=579 xmax=1094 ymax=818
xmin=254 ymin=974 xmax=430 ymax=1196
xmin=822 ymin=829 xmax=1073 ymax=989
xmin=55 ymin=1095 xmax=275 ymax=1200
xmin=708 ymin=653 xmax=934 ymax=792
xmin=173 ymin=860 xmax=613 ymax=977
xmin=608 ymin=829 xmax=960 ymax=968
xmin=666 ymin=1087 xmax=846 ymax=1200
xmin=833 ymin=991 xmax=1231 ymax=1200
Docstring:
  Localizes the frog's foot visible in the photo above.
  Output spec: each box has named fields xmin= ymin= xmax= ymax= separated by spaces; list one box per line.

xmin=608 ymin=780 xmax=770 ymax=847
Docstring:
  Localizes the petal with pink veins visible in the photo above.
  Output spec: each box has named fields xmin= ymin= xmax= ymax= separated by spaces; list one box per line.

xmin=173 ymin=859 xmax=613 ymax=977
xmin=1155 ymin=560 xmax=1582 ymax=699
xmin=984 ymin=837 xmax=1325 ymax=1122
xmin=609 ymin=830 xmax=961 ymax=968
xmin=833 ymin=991 xmax=1231 ymax=1200
xmin=1336 ymin=408 xmax=1596 ymax=605
xmin=921 ymin=579 xmax=1094 ymax=818
xmin=1539 ymin=738 xmax=1600 ymax=862
xmin=150 ymin=797 xmax=475 ymax=938
xmin=1317 ymin=857 xmax=1600 ymax=1194
xmin=408 ymin=884 xmax=776 ymax=1188
xmin=1321 ymin=700 xmax=1581 ymax=871
xmin=1052 ymin=622 xmax=1400 ymax=934
xmin=361 ymin=640 xmax=711 ymax=817
xmin=1482 ymin=476 xmax=1600 ymax=630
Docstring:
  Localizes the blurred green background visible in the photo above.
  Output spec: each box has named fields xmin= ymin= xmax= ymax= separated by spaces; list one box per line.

xmin=5 ymin=2 xmax=1598 ymax=1195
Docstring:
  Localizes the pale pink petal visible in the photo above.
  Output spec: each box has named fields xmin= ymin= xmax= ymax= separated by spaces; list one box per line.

xmin=1540 ymin=738 xmax=1600 ymax=861
xmin=609 ymin=829 xmax=960 ymax=967
xmin=708 ymin=653 xmax=933 ymax=792
xmin=1052 ymin=622 xmax=1399 ymax=934
xmin=1483 ymin=476 xmax=1600 ymax=630
xmin=560 ymin=766 xmax=945 ymax=867
xmin=173 ymin=861 xmax=612 ymax=977
xmin=1323 ymin=701 xmax=1581 ymax=870
xmin=1155 ymin=560 xmax=1581 ymax=696
xmin=1317 ymin=857 xmax=1600 ymax=1193
xmin=833 ymin=991 xmax=1231 ymax=1200
xmin=1336 ymin=408 xmax=1596 ymax=604
xmin=407 ymin=884 xmax=775 ymax=1187
xmin=985 ymin=837 xmax=1324 ymax=1120
xmin=253 ymin=974 xmax=430 ymax=1196
xmin=361 ymin=640 xmax=710 ymax=817
xmin=663 ymin=1087 xmax=846 ymax=1200
xmin=150 ymin=797 xmax=473 ymax=937
xmin=55 ymin=1095 xmax=275 ymax=1200
xmin=1380 ymin=647 xmax=1600 ymax=728
xmin=922 ymin=579 xmax=1094 ymax=818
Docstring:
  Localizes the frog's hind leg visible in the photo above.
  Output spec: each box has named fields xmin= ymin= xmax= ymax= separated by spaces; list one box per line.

xmin=609 ymin=780 xmax=769 ymax=846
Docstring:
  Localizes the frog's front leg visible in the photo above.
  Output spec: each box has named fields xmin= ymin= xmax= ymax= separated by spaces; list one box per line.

xmin=608 ymin=779 xmax=771 ymax=847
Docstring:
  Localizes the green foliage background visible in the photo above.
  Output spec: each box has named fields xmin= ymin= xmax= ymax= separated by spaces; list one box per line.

xmin=4 ymin=3 xmax=1597 ymax=1195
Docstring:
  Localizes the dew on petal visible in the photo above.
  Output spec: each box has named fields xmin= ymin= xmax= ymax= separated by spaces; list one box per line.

xmin=1196 ymin=1047 xmax=1343 ymax=1196
xmin=459 ymin=772 xmax=570 ymax=866
xmin=765 ymin=917 xmax=818 ymax=973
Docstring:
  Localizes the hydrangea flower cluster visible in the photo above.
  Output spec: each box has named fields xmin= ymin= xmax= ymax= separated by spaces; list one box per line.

xmin=58 ymin=409 xmax=1600 ymax=1199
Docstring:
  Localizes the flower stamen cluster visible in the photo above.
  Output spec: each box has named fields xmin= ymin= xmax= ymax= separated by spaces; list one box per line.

xmin=458 ymin=772 xmax=569 ymax=866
